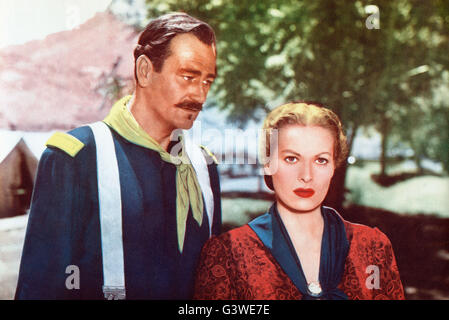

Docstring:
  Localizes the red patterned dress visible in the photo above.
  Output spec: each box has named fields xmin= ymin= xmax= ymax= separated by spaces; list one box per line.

xmin=194 ymin=219 xmax=405 ymax=300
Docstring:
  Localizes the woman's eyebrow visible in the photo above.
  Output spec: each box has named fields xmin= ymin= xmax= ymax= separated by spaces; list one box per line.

xmin=281 ymin=149 xmax=332 ymax=157
xmin=281 ymin=149 xmax=301 ymax=156
xmin=316 ymin=152 xmax=332 ymax=157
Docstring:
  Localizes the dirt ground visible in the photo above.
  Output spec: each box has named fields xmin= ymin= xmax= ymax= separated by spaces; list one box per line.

xmin=0 ymin=214 xmax=27 ymax=300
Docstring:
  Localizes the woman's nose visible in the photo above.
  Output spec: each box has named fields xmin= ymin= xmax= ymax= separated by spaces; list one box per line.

xmin=298 ymin=162 xmax=313 ymax=183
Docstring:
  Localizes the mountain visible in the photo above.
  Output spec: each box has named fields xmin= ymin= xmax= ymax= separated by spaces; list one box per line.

xmin=0 ymin=11 xmax=138 ymax=131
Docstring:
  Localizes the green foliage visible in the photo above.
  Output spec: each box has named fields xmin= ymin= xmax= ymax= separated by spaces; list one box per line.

xmin=428 ymin=102 xmax=449 ymax=170
xmin=145 ymin=0 xmax=449 ymax=174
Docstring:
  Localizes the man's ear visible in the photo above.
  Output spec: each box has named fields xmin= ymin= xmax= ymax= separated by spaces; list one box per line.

xmin=136 ymin=55 xmax=153 ymax=87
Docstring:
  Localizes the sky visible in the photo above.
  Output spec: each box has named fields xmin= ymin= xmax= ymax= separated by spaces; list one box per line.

xmin=0 ymin=0 xmax=113 ymax=48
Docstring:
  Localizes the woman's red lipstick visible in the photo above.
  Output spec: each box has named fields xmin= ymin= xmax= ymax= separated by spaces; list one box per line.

xmin=294 ymin=188 xmax=315 ymax=198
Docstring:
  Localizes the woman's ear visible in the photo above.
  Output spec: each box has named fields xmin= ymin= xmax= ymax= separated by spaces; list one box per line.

xmin=136 ymin=55 xmax=153 ymax=87
xmin=263 ymin=161 xmax=274 ymax=176
xmin=262 ymin=156 xmax=275 ymax=191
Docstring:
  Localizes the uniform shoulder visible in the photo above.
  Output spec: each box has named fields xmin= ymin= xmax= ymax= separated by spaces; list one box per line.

xmin=45 ymin=126 xmax=94 ymax=158
xmin=45 ymin=132 xmax=84 ymax=157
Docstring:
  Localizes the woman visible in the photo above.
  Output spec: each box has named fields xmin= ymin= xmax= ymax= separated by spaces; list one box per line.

xmin=194 ymin=102 xmax=405 ymax=300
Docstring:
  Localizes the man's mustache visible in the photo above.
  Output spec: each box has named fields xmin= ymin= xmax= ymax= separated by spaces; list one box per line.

xmin=175 ymin=101 xmax=203 ymax=112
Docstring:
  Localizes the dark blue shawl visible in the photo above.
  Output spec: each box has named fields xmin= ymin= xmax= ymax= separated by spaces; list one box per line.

xmin=249 ymin=203 xmax=349 ymax=300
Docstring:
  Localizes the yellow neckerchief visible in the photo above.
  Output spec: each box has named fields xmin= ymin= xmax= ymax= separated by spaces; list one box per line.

xmin=103 ymin=95 xmax=203 ymax=253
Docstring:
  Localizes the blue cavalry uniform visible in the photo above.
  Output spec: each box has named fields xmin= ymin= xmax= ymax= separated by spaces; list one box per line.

xmin=15 ymin=96 xmax=221 ymax=299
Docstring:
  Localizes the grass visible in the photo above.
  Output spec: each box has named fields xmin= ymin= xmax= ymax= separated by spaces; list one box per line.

xmin=345 ymin=162 xmax=449 ymax=218
xmin=222 ymin=198 xmax=271 ymax=227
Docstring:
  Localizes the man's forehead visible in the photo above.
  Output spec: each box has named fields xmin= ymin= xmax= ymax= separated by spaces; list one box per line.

xmin=169 ymin=33 xmax=215 ymax=54
xmin=167 ymin=33 xmax=217 ymax=75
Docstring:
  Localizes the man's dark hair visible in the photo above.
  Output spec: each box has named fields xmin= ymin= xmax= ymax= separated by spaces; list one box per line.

xmin=133 ymin=12 xmax=216 ymax=79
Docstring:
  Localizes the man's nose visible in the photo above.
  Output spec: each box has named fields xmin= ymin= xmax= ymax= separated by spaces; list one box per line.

xmin=190 ymin=82 xmax=208 ymax=104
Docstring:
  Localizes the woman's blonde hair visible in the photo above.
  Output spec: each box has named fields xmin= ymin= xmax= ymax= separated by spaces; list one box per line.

xmin=260 ymin=101 xmax=349 ymax=169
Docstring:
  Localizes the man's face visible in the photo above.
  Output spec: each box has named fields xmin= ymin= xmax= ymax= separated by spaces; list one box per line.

xmin=144 ymin=33 xmax=217 ymax=133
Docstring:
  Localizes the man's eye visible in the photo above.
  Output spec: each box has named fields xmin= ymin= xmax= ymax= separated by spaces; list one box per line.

xmin=316 ymin=158 xmax=329 ymax=165
xmin=183 ymin=75 xmax=194 ymax=81
xmin=285 ymin=156 xmax=297 ymax=164
xmin=202 ymin=79 xmax=214 ymax=87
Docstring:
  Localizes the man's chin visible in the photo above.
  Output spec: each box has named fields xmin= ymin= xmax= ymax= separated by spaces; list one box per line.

xmin=181 ymin=123 xmax=194 ymax=130
xmin=177 ymin=119 xmax=195 ymax=130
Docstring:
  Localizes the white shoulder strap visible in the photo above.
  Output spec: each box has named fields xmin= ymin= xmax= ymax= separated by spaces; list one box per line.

xmin=88 ymin=122 xmax=215 ymax=300
xmin=89 ymin=121 xmax=126 ymax=300
xmin=183 ymin=133 xmax=214 ymax=236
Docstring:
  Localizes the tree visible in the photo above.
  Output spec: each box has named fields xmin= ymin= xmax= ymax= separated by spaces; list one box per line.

xmin=145 ymin=0 xmax=449 ymax=209
xmin=392 ymin=76 xmax=449 ymax=174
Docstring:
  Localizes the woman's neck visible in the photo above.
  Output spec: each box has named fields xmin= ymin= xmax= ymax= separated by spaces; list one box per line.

xmin=276 ymin=200 xmax=324 ymax=284
xmin=276 ymin=201 xmax=324 ymax=238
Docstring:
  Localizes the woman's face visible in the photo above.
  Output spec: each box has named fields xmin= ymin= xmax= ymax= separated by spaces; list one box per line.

xmin=265 ymin=124 xmax=336 ymax=214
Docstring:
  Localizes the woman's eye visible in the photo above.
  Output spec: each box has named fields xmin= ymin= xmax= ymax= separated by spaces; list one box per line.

xmin=285 ymin=156 xmax=297 ymax=164
xmin=316 ymin=158 xmax=329 ymax=165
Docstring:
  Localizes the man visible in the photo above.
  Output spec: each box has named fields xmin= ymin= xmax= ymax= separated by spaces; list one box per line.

xmin=15 ymin=13 xmax=221 ymax=299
